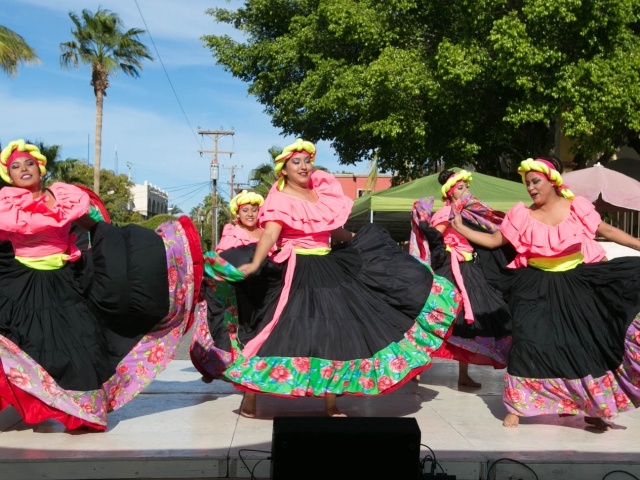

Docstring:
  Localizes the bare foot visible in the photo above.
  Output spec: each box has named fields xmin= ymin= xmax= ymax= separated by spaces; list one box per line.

xmin=325 ymin=394 xmax=347 ymax=417
xmin=585 ymin=417 xmax=610 ymax=430
xmin=411 ymin=374 xmax=420 ymax=383
xmin=240 ymin=392 xmax=256 ymax=418
xmin=503 ymin=413 xmax=520 ymax=428
xmin=458 ymin=362 xmax=481 ymax=388
xmin=458 ymin=376 xmax=482 ymax=388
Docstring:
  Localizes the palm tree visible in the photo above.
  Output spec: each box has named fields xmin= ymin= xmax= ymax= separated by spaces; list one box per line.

xmin=0 ymin=26 xmax=39 ymax=76
xmin=169 ymin=204 xmax=183 ymax=216
xmin=33 ymin=141 xmax=62 ymax=184
xmin=59 ymin=8 xmax=152 ymax=194
xmin=250 ymin=162 xmax=277 ymax=198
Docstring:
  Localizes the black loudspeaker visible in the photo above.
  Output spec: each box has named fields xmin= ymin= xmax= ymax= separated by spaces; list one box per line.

xmin=271 ymin=416 xmax=421 ymax=480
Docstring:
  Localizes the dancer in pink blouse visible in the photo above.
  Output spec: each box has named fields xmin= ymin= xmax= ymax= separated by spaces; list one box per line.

xmin=205 ymin=139 xmax=461 ymax=418
xmin=412 ymin=170 xmax=512 ymax=388
xmin=190 ymin=190 xmax=271 ymax=416
xmin=0 ymin=139 xmax=203 ymax=431
xmin=452 ymin=156 xmax=640 ymax=429
xmin=215 ymin=190 xmax=265 ymax=252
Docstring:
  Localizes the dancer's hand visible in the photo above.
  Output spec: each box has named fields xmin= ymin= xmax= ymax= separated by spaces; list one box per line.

xmin=451 ymin=211 xmax=464 ymax=232
xmin=238 ymin=262 xmax=259 ymax=276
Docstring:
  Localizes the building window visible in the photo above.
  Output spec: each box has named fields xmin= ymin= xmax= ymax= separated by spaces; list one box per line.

xmin=357 ymin=188 xmax=372 ymax=197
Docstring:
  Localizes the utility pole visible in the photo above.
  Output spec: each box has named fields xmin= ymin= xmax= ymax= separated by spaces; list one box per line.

xmin=198 ymin=129 xmax=234 ymax=249
xmin=223 ymin=164 xmax=242 ymax=196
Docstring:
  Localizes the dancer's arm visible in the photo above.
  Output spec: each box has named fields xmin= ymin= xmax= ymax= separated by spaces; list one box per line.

xmin=73 ymin=214 xmax=97 ymax=231
xmin=451 ymin=211 xmax=507 ymax=249
xmin=597 ymin=222 xmax=640 ymax=252
xmin=238 ymin=221 xmax=281 ymax=276
xmin=331 ymin=227 xmax=354 ymax=245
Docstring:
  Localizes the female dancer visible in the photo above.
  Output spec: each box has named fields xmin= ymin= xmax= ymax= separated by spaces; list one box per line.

xmin=421 ymin=170 xmax=512 ymax=387
xmin=190 ymin=189 xmax=272 ymax=416
xmin=0 ymin=139 xmax=203 ymax=431
xmin=208 ymin=139 xmax=461 ymax=417
xmin=452 ymin=157 xmax=640 ymax=429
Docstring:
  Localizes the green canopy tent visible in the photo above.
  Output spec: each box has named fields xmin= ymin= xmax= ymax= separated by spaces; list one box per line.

xmin=345 ymin=171 xmax=531 ymax=242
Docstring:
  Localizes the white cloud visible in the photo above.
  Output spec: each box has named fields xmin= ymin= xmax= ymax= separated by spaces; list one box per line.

xmin=2 ymin=0 xmax=359 ymax=214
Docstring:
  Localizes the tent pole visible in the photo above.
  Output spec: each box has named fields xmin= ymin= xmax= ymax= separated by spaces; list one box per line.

xmin=370 ymin=210 xmax=373 ymax=223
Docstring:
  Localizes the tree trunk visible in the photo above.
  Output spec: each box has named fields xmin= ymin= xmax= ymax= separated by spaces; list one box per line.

xmin=93 ymin=90 xmax=104 ymax=194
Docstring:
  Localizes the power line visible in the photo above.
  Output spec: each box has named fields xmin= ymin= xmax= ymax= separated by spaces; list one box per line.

xmin=170 ymin=182 xmax=212 ymax=210
xmin=133 ymin=0 xmax=202 ymax=149
xmin=162 ymin=181 xmax=211 ymax=193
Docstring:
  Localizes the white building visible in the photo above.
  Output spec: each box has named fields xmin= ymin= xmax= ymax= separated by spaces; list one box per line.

xmin=130 ymin=181 xmax=169 ymax=218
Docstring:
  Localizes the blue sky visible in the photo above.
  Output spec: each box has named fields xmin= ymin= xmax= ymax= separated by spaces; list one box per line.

xmin=1 ymin=0 xmax=359 ymax=214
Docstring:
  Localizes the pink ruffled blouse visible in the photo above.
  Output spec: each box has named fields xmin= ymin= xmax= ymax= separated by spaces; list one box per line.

xmin=215 ymin=223 xmax=262 ymax=252
xmin=0 ymin=183 xmax=90 ymax=261
xmin=500 ymin=196 xmax=606 ymax=269
xmin=241 ymin=170 xmax=353 ymax=357
xmin=258 ymin=169 xmax=353 ymax=250
xmin=431 ymin=205 xmax=474 ymax=253
xmin=431 ymin=205 xmax=476 ymax=323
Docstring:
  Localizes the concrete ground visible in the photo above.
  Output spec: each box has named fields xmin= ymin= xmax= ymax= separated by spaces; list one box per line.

xmin=2 ymin=352 xmax=640 ymax=480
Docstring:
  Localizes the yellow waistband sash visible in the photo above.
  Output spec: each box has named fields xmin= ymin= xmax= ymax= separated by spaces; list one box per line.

xmin=445 ymin=246 xmax=474 ymax=262
xmin=294 ymin=247 xmax=331 ymax=256
xmin=528 ymin=251 xmax=584 ymax=272
xmin=15 ymin=253 xmax=68 ymax=270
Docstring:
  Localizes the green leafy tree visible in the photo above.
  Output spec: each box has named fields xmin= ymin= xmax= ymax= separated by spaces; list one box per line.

xmin=60 ymin=8 xmax=153 ymax=194
xmin=190 ymin=193 xmax=228 ymax=251
xmin=0 ymin=26 xmax=39 ymax=76
xmin=138 ymin=213 xmax=177 ymax=230
xmin=204 ymin=0 xmax=640 ymax=179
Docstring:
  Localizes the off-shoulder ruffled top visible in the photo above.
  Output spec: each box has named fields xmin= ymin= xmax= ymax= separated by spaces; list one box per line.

xmin=258 ymin=170 xmax=353 ymax=249
xmin=0 ymin=183 xmax=90 ymax=259
xmin=215 ymin=223 xmax=262 ymax=252
xmin=431 ymin=205 xmax=473 ymax=251
xmin=500 ymin=196 xmax=606 ymax=268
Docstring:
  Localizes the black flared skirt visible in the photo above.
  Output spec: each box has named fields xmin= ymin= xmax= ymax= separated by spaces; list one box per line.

xmin=0 ymin=222 xmax=169 ymax=391
xmin=502 ymin=257 xmax=640 ymax=379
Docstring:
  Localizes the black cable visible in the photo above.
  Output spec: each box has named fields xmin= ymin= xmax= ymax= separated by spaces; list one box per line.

xmin=163 ymin=181 xmax=212 ymax=193
xmin=162 ymin=183 xmax=212 ymax=214
xmin=486 ymin=457 xmax=539 ymax=480
xmin=602 ymin=471 xmax=640 ymax=480
xmin=420 ymin=443 xmax=446 ymax=475
xmin=238 ymin=448 xmax=271 ymax=480
xmin=133 ymin=0 xmax=202 ymax=149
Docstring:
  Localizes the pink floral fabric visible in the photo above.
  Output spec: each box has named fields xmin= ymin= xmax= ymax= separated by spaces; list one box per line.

xmin=504 ymin=314 xmax=640 ymax=419
xmin=0 ymin=218 xmax=198 ymax=429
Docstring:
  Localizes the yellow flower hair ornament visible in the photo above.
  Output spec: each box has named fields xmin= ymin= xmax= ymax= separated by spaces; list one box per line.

xmin=230 ymin=190 xmax=264 ymax=217
xmin=0 ymin=139 xmax=47 ymax=184
xmin=518 ymin=158 xmax=574 ymax=199
xmin=441 ymin=170 xmax=472 ymax=200
xmin=274 ymin=138 xmax=316 ymax=191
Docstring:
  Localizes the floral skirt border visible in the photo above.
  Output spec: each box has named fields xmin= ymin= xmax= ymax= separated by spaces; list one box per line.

xmin=504 ymin=313 xmax=640 ymax=419
xmin=0 ymin=218 xmax=199 ymax=430
xmin=222 ymin=271 xmax=461 ymax=397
